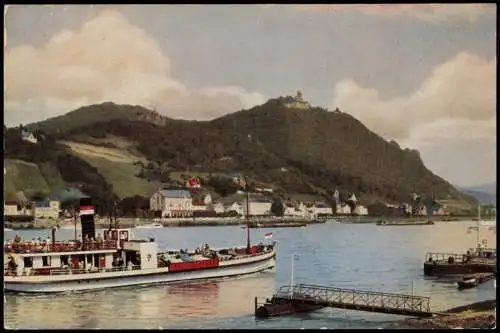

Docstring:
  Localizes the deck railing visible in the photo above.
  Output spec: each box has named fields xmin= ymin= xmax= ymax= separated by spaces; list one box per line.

xmin=4 ymin=240 xmax=118 ymax=254
xmin=48 ymin=265 xmax=142 ymax=275
xmin=4 ymin=265 xmax=143 ymax=277
xmin=425 ymin=252 xmax=467 ymax=264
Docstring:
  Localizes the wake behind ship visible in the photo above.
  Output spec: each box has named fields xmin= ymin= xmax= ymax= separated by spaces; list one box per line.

xmin=4 ymin=198 xmax=276 ymax=293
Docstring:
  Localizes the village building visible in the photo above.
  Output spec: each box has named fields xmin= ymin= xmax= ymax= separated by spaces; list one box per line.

xmin=149 ymin=189 xmax=193 ymax=218
xmin=312 ymin=202 xmax=333 ymax=216
xmin=33 ymin=200 xmax=60 ymax=219
xmin=284 ymin=202 xmax=307 ymax=217
xmin=4 ymin=200 xmax=21 ymax=216
xmin=21 ymin=129 xmax=38 ymax=144
xmin=191 ymin=191 xmax=212 ymax=212
xmin=185 ymin=176 xmax=201 ymax=189
xmin=211 ymin=202 xmax=225 ymax=215
xmin=243 ymin=197 xmax=273 ymax=216
xmin=353 ymin=205 xmax=369 ymax=216
xmin=336 ymin=203 xmax=352 ymax=215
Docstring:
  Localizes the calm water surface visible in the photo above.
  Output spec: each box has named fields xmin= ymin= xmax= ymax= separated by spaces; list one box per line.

xmin=4 ymin=221 xmax=496 ymax=329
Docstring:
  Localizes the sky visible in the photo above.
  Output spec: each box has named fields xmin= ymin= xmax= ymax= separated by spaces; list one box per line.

xmin=4 ymin=4 xmax=497 ymax=187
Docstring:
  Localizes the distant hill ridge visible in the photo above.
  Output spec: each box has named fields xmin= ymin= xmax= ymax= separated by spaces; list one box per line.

xmin=457 ymin=182 xmax=496 ymax=205
xmin=4 ymin=96 xmax=476 ymax=213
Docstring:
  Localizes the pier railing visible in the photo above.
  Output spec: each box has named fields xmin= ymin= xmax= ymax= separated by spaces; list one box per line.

xmin=274 ymin=284 xmax=431 ymax=315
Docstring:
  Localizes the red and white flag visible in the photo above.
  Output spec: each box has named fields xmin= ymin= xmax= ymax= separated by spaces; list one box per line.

xmin=79 ymin=205 xmax=95 ymax=216
xmin=264 ymin=232 xmax=273 ymax=239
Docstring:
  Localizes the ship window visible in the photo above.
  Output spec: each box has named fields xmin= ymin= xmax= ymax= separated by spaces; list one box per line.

xmin=23 ymin=257 xmax=33 ymax=268
xmin=42 ymin=256 xmax=50 ymax=267
xmin=61 ymin=255 xmax=69 ymax=266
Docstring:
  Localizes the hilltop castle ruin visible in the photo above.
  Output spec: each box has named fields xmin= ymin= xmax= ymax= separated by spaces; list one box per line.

xmin=283 ymin=90 xmax=311 ymax=109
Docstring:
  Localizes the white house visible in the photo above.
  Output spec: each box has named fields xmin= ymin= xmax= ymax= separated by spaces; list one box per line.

xmin=33 ymin=200 xmax=60 ymax=219
xmin=4 ymin=201 xmax=20 ymax=216
xmin=243 ymin=199 xmax=273 ymax=216
xmin=284 ymin=203 xmax=307 ymax=217
xmin=353 ymin=205 xmax=369 ymax=216
xmin=191 ymin=192 xmax=212 ymax=212
xmin=21 ymin=129 xmax=38 ymax=144
xmin=225 ymin=202 xmax=243 ymax=215
xmin=212 ymin=202 xmax=225 ymax=214
xmin=150 ymin=189 xmax=193 ymax=217
xmin=336 ymin=203 xmax=351 ymax=215
xmin=313 ymin=202 xmax=333 ymax=216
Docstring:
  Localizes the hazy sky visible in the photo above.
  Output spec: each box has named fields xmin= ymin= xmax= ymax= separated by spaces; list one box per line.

xmin=4 ymin=4 xmax=497 ymax=187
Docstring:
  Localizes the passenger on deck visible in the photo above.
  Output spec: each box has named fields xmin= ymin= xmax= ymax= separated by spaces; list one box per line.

xmin=7 ymin=256 xmax=17 ymax=274
xmin=447 ymin=256 xmax=454 ymax=264
xmin=14 ymin=235 xmax=21 ymax=244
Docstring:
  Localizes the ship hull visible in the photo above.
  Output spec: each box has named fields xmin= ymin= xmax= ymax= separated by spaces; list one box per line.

xmin=423 ymin=262 xmax=496 ymax=276
xmin=5 ymin=253 xmax=276 ymax=293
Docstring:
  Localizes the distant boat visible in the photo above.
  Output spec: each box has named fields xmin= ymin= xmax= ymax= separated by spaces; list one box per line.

xmin=59 ymin=224 xmax=81 ymax=230
xmin=242 ymin=222 xmax=307 ymax=229
xmin=479 ymin=220 xmax=496 ymax=227
xmin=4 ymin=228 xmax=13 ymax=232
xmin=135 ymin=223 xmax=163 ymax=229
xmin=376 ymin=220 xmax=434 ymax=226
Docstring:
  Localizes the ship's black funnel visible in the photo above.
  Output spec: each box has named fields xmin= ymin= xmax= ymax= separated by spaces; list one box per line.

xmin=79 ymin=197 xmax=96 ymax=240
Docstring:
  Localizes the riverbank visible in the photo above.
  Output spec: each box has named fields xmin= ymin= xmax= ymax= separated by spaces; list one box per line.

xmin=4 ymin=214 xmax=489 ymax=230
xmin=403 ymin=299 xmax=496 ymax=329
xmin=4 ymin=217 xmax=327 ymax=230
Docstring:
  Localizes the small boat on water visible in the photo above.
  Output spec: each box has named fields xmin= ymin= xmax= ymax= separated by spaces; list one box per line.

xmin=456 ymin=273 xmax=495 ymax=290
xmin=242 ymin=222 xmax=307 ymax=229
xmin=4 ymin=228 xmax=13 ymax=232
xmin=4 ymin=195 xmax=276 ymax=293
xmin=135 ymin=223 xmax=163 ymax=229
xmin=456 ymin=276 xmax=479 ymax=290
xmin=377 ymin=220 xmax=434 ymax=226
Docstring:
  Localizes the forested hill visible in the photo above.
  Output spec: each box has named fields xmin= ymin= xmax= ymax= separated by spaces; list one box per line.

xmin=4 ymin=97 xmax=476 ymax=214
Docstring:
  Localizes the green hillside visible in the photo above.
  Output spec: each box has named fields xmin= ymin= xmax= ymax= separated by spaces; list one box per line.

xmin=4 ymin=159 xmax=65 ymax=200
xmin=4 ymin=97 xmax=477 ymax=214
xmin=62 ymin=140 xmax=161 ymax=199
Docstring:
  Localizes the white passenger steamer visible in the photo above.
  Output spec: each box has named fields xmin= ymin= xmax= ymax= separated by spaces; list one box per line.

xmin=4 ymin=197 xmax=276 ymax=293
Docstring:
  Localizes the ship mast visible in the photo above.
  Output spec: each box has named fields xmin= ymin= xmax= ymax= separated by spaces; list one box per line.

xmin=245 ymin=176 xmax=251 ymax=253
xmin=113 ymin=201 xmax=118 ymax=229
xmin=476 ymin=205 xmax=481 ymax=249
xmin=73 ymin=208 xmax=78 ymax=241
xmin=108 ymin=203 xmax=113 ymax=231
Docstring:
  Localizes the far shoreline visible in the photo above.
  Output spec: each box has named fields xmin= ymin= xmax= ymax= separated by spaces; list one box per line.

xmin=4 ymin=215 xmax=492 ymax=231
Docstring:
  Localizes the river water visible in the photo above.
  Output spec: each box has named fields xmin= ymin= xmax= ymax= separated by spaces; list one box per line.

xmin=4 ymin=220 xmax=496 ymax=329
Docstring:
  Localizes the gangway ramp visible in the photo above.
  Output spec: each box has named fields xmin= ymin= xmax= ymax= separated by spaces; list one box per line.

xmin=256 ymin=284 xmax=437 ymax=318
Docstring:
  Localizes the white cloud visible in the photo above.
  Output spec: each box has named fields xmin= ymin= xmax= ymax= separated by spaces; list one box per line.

xmin=297 ymin=4 xmax=495 ymax=23
xmin=4 ymin=10 xmax=265 ymax=126
xmin=331 ymin=52 xmax=496 ymax=186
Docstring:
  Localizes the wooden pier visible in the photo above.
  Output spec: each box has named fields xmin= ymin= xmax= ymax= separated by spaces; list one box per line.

xmin=255 ymin=284 xmax=437 ymax=318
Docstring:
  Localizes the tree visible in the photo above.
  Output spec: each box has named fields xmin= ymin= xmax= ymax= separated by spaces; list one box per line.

xmin=270 ymin=199 xmax=285 ymax=217
xmin=30 ymin=191 xmax=47 ymax=202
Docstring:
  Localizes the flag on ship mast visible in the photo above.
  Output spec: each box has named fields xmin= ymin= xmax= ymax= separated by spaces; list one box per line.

xmin=264 ymin=232 xmax=273 ymax=239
